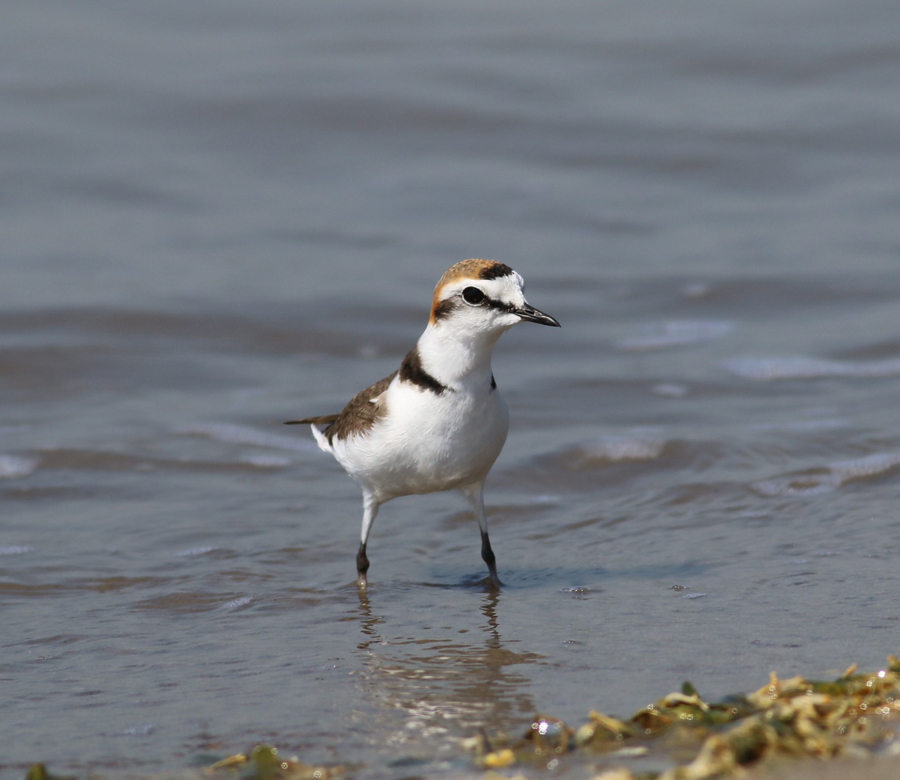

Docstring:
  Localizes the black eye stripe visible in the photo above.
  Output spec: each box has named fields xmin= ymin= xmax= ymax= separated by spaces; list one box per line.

xmin=432 ymin=289 xmax=515 ymax=320
xmin=461 ymin=287 xmax=516 ymax=311
xmin=485 ymin=297 xmax=514 ymax=312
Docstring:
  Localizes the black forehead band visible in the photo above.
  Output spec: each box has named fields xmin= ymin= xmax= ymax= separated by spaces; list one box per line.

xmin=478 ymin=262 xmax=514 ymax=280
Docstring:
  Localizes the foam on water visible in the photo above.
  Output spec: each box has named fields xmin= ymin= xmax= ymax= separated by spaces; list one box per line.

xmin=569 ymin=431 xmax=668 ymax=466
xmin=174 ymin=546 xmax=218 ymax=557
xmin=220 ymin=596 xmax=253 ymax=611
xmin=0 ymin=455 xmax=39 ymax=479
xmin=116 ymin=724 xmax=157 ymax=738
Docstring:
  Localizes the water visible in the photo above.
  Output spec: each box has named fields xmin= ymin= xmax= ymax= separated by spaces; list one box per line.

xmin=3 ymin=1 xmax=900 ymax=777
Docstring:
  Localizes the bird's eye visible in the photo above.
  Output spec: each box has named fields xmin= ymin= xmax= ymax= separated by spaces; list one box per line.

xmin=462 ymin=287 xmax=486 ymax=305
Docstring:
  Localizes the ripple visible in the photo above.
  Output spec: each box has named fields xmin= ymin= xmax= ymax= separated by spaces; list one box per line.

xmin=724 ymin=356 xmax=900 ymax=380
xmin=618 ymin=320 xmax=735 ymax=351
xmin=136 ymin=592 xmax=233 ymax=612
xmin=0 ymin=545 xmax=33 ymax=555
xmin=239 ymin=453 xmax=293 ymax=468
xmin=36 ymin=448 xmax=289 ymax=474
xmin=180 ymin=423 xmax=319 ymax=453
xmin=652 ymin=383 xmax=690 ymax=397
xmin=750 ymin=418 xmax=848 ymax=432
xmin=753 ymin=452 xmax=900 ymax=497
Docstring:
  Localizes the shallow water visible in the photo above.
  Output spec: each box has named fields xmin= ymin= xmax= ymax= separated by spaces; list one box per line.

xmin=3 ymin=1 xmax=900 ymax=778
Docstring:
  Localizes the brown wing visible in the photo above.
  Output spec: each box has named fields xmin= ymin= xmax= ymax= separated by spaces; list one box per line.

xmin=323 ymin=370 xmax=397 ymax=444
xmin=284 ymin=370 xmax=397 ymax=444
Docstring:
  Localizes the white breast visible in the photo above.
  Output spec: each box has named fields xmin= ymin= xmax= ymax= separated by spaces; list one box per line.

xmin=331 ymin=378 xmax=509 ymax=502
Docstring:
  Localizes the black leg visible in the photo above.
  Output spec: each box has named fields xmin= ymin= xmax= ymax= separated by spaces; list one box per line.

xmin=356 ymin=542 xmax=370 ymax=589
xmin=480 ymin=530 xmax=502 ymax=589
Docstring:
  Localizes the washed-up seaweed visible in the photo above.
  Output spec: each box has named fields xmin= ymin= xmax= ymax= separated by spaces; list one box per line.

xmin=205 ymin=745 xmax=344 ymax=780
xmin=466 ymin=656 xmax=900 ymax=778
xmin=22 ymin=746 xmax=343 ymax=780
xmin=20 ymin=658 xmax=900 ymax=780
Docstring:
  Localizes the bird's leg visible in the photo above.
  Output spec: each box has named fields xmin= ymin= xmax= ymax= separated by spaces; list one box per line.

xmin=357 ymin=491 xmax=379 ymax=589
xmin=462 ymin=483 xmax=503 ymax=588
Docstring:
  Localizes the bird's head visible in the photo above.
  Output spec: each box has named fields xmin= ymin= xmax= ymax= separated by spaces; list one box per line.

xmin=428 ymin=259 xmax=560 ymax=339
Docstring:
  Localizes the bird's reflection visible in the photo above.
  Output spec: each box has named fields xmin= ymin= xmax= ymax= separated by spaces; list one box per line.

xmin=351 ymin=588 xmax=544 ymax=750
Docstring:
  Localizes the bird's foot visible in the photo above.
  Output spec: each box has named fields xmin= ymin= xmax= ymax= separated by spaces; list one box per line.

xmin=356 ymin=543 xmax=370 ymax=590
xmin=480 ymin=531 xmax=502 ymax=589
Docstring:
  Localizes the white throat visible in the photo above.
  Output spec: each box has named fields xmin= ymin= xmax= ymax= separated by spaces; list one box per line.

xmin=415 ymin=321 xmax=508 ymax=390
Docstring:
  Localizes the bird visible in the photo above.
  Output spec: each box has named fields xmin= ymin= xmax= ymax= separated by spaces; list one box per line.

xmin=286 ymin=259 xmax=559 ymax=589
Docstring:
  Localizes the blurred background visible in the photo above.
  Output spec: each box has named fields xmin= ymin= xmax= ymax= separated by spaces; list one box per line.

xmin=3 ymin=1 xmax=900 ymax=778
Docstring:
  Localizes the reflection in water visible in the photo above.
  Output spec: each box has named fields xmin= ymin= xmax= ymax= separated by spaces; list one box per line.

xmin=352 ymin=590 xmax=544 ymax=752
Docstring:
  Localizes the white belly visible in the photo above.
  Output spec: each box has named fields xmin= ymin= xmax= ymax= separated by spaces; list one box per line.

xmin=331 ymin=381 xmax=509 ymax=502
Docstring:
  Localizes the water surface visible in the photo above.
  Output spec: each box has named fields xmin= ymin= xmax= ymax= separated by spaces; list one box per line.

xmin=3 ymin=1 xmax=900 ymax=777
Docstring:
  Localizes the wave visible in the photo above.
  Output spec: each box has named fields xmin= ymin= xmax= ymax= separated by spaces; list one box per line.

xmin=753 ymin=452 xmax=900 ymax=497
xmin=565 ymin=431 xmax=668 ymax=467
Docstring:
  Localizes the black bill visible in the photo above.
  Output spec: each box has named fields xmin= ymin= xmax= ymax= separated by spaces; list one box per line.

xmin=513 ymin=303 xmax=561 ymax=327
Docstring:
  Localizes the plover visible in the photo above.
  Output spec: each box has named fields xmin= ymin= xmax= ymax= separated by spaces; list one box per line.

xmin=286 ymin=259 xmax=559 ymax=588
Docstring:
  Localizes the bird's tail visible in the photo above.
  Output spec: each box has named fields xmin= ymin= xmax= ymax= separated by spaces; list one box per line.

xmin=284 ymin=414 xmax=339 ymax=425
xmin=284 ymin=414 xmax=338 ymax=454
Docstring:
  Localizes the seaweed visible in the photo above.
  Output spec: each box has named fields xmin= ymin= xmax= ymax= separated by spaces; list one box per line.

xmin=20 ymin=657 xmax=900 ymax=780
xmin=467 ymin=655 xmax=900 ymax=779
xmin=207 ymin=745 xmax=343 ymax=780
